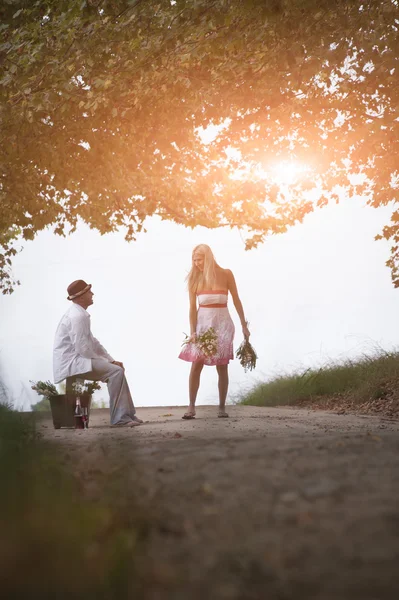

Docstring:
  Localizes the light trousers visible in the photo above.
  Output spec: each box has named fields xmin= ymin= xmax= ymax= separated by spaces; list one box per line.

xmin=68 ymin=358 xmax=136 ymax=426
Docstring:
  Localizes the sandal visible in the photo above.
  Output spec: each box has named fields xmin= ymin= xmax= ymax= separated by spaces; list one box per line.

xmin=218 ymin=409 xmax=229 ymax=418
xmin=182 ymin=410 xmax=196 ymax=420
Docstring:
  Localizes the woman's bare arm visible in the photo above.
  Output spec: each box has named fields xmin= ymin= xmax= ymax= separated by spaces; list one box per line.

xmin=227 ymin=269 xmax=250 ymax=339
xmin=189 ymin=289 xmax=198 ymax=337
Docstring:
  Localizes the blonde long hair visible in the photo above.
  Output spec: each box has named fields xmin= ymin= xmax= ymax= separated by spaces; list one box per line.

xmin=186 ymin=244 xmax=220 ymax=293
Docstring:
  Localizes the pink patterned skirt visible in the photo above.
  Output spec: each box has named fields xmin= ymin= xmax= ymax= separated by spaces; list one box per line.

xmin=178 ymin=291 xmax=235 ymax=366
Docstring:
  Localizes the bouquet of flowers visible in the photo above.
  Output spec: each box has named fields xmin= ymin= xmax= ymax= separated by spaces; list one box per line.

xmin=71 ymin=380 xmax=101 ymax=396
xmin=182 ymin=327 xmax=218 ymax=359
xmin=236 ymin=338 xmax=258 ymax=372
xmin=30 ymin=380 xmax=59 ymax=398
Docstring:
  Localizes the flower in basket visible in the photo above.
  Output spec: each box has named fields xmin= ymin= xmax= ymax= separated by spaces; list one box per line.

xmin=71 ymin=380 xmax=101 ymax=396
xmin=182 ymin=327 xmax=218 ymax=359
xmin=236 ymin=337 xmax=258 ymax=372
xmin=30 ymin=380 xmax=59 ymax=398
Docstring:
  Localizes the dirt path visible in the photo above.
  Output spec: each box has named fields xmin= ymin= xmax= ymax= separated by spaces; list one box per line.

xmin=40 ymin=405 xmax=399 ymax=599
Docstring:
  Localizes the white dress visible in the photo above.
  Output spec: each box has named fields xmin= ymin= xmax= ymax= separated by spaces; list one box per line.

xmin=179 ymin=290 xmax=235 ymax=366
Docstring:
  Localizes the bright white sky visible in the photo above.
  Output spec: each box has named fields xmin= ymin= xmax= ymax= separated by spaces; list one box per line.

xmin=0 ymin=196 xmax=397 ymax=410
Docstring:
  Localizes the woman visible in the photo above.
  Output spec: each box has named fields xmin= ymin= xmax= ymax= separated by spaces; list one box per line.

xmin=179 ymin=244 xmax=250 ymax=419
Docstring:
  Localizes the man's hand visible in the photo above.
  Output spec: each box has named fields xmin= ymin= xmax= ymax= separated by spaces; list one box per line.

xmin=111 ymin=360 xmax=124 ymax=369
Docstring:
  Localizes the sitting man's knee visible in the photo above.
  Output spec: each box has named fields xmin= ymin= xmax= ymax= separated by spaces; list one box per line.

xmin=108 ymin=362 xmax=125 ymax=378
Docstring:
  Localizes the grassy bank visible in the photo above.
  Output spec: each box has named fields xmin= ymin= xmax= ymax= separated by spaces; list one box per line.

xmin=237 ymin=351 xmax=399 ymax=416
xmin=0 ymin=403 xmax=154 ymax=600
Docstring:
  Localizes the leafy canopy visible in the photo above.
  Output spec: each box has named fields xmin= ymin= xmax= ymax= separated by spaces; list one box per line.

xmin=1 ymin=0 xmax=399 ymax=292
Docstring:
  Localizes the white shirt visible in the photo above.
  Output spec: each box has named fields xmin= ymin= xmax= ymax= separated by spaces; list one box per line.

xmin=53 ymin=303 xmax=114 ymax=383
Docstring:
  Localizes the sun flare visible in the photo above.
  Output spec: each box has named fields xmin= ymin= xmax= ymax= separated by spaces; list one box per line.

xmin=254 ymin=161 xmax=310 ymax=187
xmin=227 ymin=153 xmax=311 ymax=187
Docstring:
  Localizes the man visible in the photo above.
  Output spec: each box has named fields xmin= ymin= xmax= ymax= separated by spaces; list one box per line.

xmin=53 ymin=279 xmax=142 ymax=427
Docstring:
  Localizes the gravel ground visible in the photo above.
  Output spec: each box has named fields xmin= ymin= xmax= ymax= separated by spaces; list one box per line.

xmin=39 ymin=405 xmax=399 ymax=600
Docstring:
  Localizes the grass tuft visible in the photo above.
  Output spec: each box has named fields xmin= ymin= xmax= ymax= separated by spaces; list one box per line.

xmin=236 ymin=350 xmax=399 ymax=412
xmin=0 ymin=403 xmax=152 ymax=600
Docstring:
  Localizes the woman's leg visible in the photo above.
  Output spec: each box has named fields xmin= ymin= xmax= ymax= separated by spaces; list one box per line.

xmin=183 ymin=361 xmax=204 ymax=418
xmin=216 ymin=364 xmax=229 ymax=416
